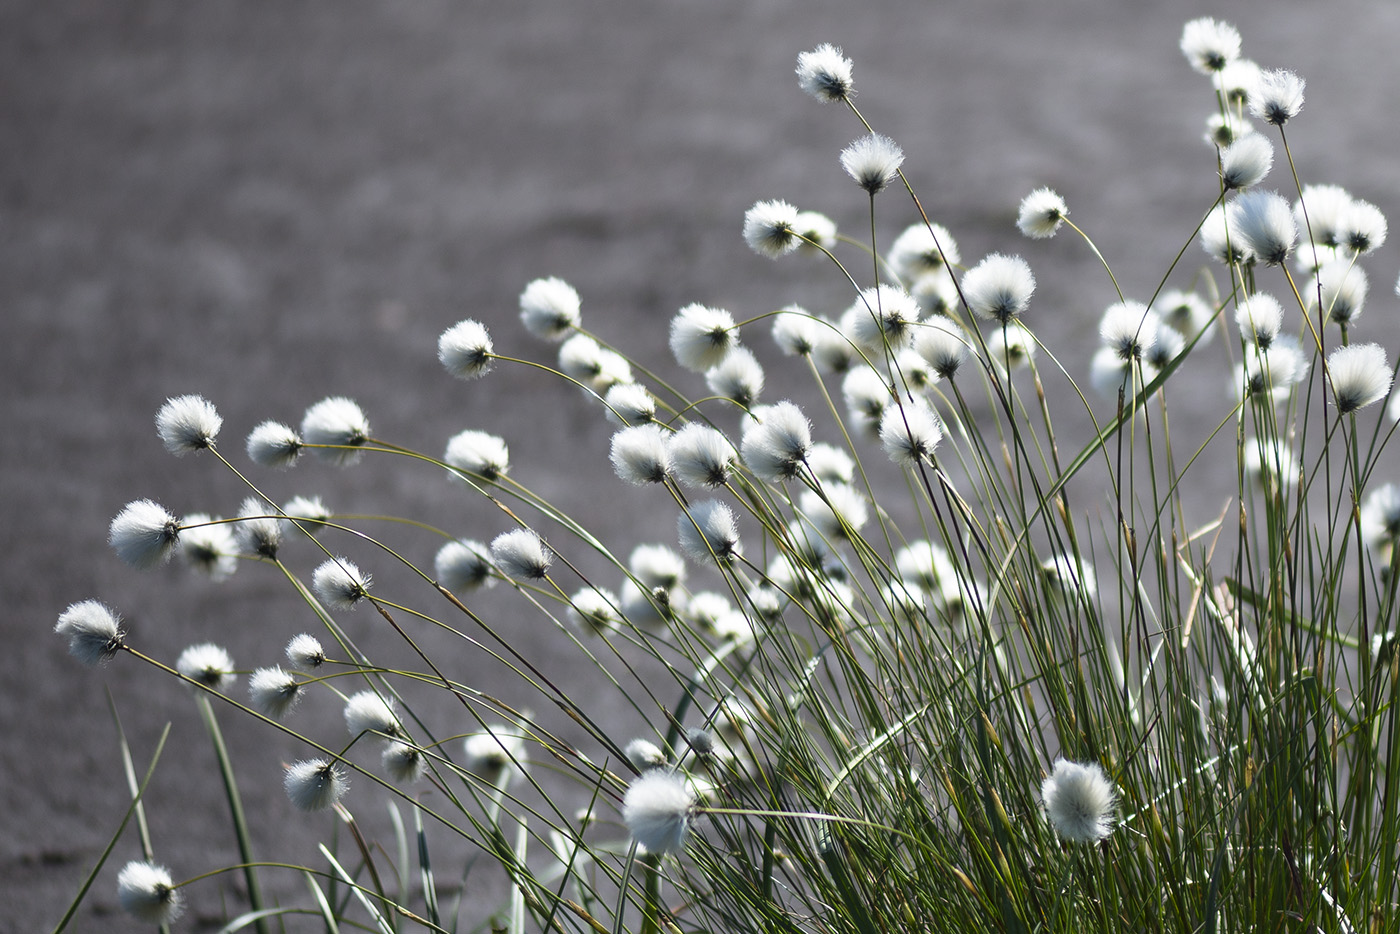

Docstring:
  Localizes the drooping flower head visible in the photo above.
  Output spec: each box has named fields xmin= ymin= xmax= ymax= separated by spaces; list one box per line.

xmin=796 ymin=43 xmax=854 ymax=103
xmin=155 ymin=394 xmax=221 ymax=455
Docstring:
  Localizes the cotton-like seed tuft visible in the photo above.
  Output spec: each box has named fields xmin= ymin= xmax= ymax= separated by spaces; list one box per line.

xmin=117 ymin=860 xmax=184 ymax=924
xmin=109 ymin=499 xmax=181 ymax=569
xmin=1327 ymin=343 xmax=1392 ymax=414
xmin=55 ymin=600 xmax=124 ymax=666
xmin=301 ymin=397 xmax=371 ymax=465
xmin=176 ymin=643 xmax=237 ymax=692
xmin=623 ymin=771 xmax=696 ymax=855
xmin=962 ymin=254 xmax=1035 ymax=323
xmin=795 ymin=43 xmax=854 ymax=103
xmin=518 ymin=277 xmax=581 ymax=341
xmin=678 ymin=500 xmax=741 ymax=564
xmin=312 ymin=557 xmax=372 ymax=610
xmin=1041 ymin=759 xmax=1117 ymax=843
xmin=1016 ymin=188 xmax=1069 ymax=238
xmin=840 ymin=133 xmax=904 ymax=195
xmin=155 ymin=394 xmax=221 ymax=455
xmin=284 ymin=758 xmax=349 ymax=811
xmin=490 ymin=528 xmax=553 ymax=580
xmin=438 ymin=319 xmax=495 ymax=378
xmin=246 ymin=420 xmax=303 ymax=468
xmin=743 ymin=199 xmax=801 ymax=258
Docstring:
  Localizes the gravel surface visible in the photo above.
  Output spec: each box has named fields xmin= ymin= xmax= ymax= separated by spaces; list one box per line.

xmin=4 ymin=1 xmax=1399 ymax=929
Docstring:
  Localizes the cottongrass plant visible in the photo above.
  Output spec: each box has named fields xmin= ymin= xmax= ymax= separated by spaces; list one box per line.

xmin=51 ymin=18 xmax=1400 ymax=934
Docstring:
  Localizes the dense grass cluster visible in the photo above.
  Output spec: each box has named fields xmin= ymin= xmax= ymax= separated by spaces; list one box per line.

xmin=53 ymin=17 xmax=1400 ymax=934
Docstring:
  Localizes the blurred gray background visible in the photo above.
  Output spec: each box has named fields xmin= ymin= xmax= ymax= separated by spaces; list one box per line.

xmin=5 ymin=0 xmax=1399 ymax=930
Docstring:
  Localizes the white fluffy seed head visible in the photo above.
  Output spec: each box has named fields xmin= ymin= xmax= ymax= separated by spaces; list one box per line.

xmin=706 ymin=347 xmax=765 ymax=408
xmin=743 ymin=199 xmax=801 ymax=258
xmin=1180 ymin=17 xmax=1241 ymax=74
xmin=604 ymin=382 xmax=657 ymax=427
xmin=1309 ymin=260 xmax=1368 ymax=326
xmin=840 ymin=133 xmax=904 ymax=195
xmin=623 ymin=770 xmax=696 ymax=855
xmin=1219 ymin=134 xmax=1273 ymax=191
xmin=301 ymin=396 xmax=371 ymax=465
xmin=1041 ymin=758 xmax=1117 ymax=843
xmin=1016 ymin=188 xmax=1069 ymax=238
xmin=1362 ymin=483 xmax=1400 ymax=552
xmin=1248 ymin=68 xmax=1305 ymax=126
xmin=845 ymin=284 xmax=920 ymax=354
xmin=155 ymin=394 xmax=221 ymax=455
xmin=741 ymin=400 xmax=812 ymax=482
xmin=889 ymin=223 xmax=960 ymax=281
xmin=962 ymin=254 xmax=1035 ymax=323
xmin=490 ymin=528 xmax=553 ymax=580
xmin=286 ymin=633 xmax=326 ymax=670
xmin=630 ymin=543 xmax=687 ymax=592
xmin=796 ymin=43 xmax=854 ymax=102
xmin=1229 ymin=190 xmax=1298 ymax=266
xmin=445 ymin=429 xmax=510 ymax=480
xmin=438 ymin=319 xmax=495 ymax=378
xmin=1200 ymin=204 xmax=1254 ymax=266
xmin=678 ymin=499 xmax=741 ymax=564
xmin=248 ymin=666 xmax=302 ymax=717
xmin=670 ymin=304 xmax=738 ymax=371
xmin=117 ymin=860 xmax=184 ymax=925
xmin=1099 ymin=301 xmax=1160 ymax=362
xmin=109 ymin=499 xmax=181 ymax=569
xmin=879 ymin=402 xmax=944 ymax=466
xmin=913 ymin=321 xmax=972 ymax=380
xmin=382 ymin=740 xmax=426 ymax=782
xmin=793 ymin=211 xmax=838 ymax=252
xmin=55 ymin=600 xmax=124 ymax=666
xmin=771 ymin=306 xmax=823 ymax=357
xmin=435 ymin=538 xmax=496 ymax=592
xmin=178 ymin=513 xmax=239 ymax=581
xmin=518 ymin=277 xmax=581 ymax=341
xmin=1327 ymin=343 xmax=1392 ymax=414
xmin=463 ymin=724 xmax=528 ymax=787
xmin=799 ymin=484 xmax=869 ymax=540
xmin=312 ymin=557 xmax=372 ymax=610
xmin=610 ymin=424 xmax=673 ymax=486
xmin=1234 ymin=292 xmax=1285 ymax=348
xmin=1158 ymin=289 xmax=1216 ymax=345
xmin=669 ymin=423 xmax=736 ymax=488
xmin=1337 ymin=199 xmax=1388 ymax=257
xmin=280 ymin=494 xmax=332 ymax=539
xmin=986 ymin=321 xmax=1037 ymax=371
xmin=176 ymin=643 xmax=237 ymax=692
xmin=246 ymin=420 xmax=303 ymax=468
xmin=284 ymin=758 xmax=349 ymax=811
xmin=234 ymin=496 xmax=283 ymax=558
xmin=344 ymin=690 xmax=400 ymax=739
xmin=569 ymin=585 xmax=622 ymax=635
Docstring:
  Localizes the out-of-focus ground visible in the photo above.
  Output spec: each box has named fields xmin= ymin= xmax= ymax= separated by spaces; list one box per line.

xmin=3 ymin=1 xmax=1399 ymax=929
